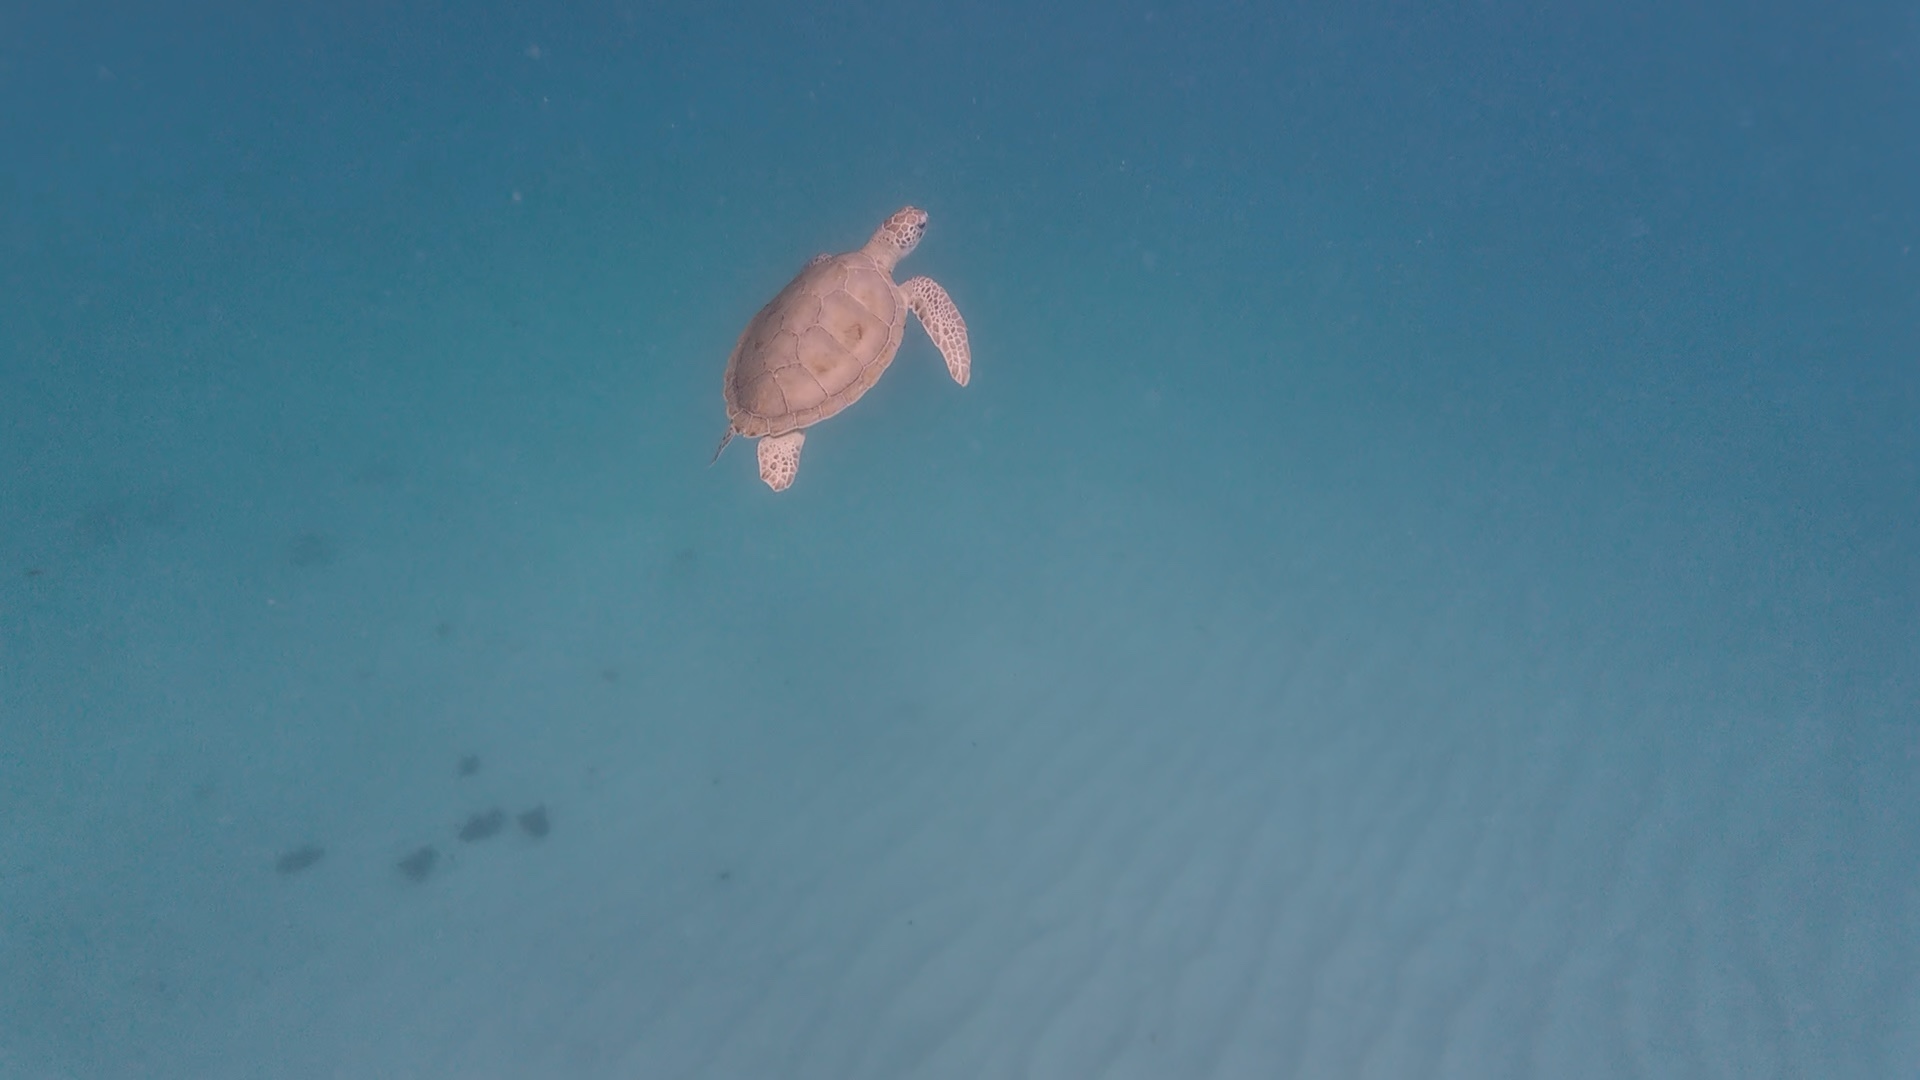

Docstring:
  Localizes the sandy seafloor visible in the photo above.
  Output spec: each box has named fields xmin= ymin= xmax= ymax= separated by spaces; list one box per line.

xmin=3 ymin=4 xmax=1919 ymax=1078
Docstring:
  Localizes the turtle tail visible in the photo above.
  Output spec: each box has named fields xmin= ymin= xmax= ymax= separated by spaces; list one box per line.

xmin=709 ymin=426 xmax=735 ymax=465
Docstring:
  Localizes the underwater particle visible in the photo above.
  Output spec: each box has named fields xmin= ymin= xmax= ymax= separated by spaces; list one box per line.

xmin=458 ymin=808 xmax=506 ymax=842
xmin=457 ymin=753 xmax=481 ymax=778
xmin=349 ymin=459 xmax=399 ymax=486
xmin=397 ymin=845 xmax=439 ymax=882
xmin=72 ymin=502 xmax=127 ymax=549
xmin=274 ymin=844 xmax=326 ymax=875
xmin=287 ymin=532 xmax=335 ymax=568
xmin=517 ymin=805 xmax=550 ymax=839
xmin=25 ymin=567 xmax=44 ymax=578
xmin=669 ymin=547 xmax=698 ymax=576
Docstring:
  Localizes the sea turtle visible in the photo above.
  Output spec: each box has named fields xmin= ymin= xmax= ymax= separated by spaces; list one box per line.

xmin=713 ymin=206 xmax=971 ymax=491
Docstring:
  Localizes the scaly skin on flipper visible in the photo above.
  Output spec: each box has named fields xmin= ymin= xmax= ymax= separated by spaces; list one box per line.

xmin=903 ymin=276 xmax=970 ymax=386
xmin=757 ymin=431 xmax=805 ymax=491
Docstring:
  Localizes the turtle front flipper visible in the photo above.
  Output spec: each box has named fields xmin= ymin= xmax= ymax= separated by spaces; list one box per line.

xmin=757 ymin=431 xmax=806 ymax=491
xmin=903 ymin=276 xmax=971 ymax=387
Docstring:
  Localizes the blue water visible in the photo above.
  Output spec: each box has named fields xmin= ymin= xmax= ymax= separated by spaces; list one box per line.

xmin=4 ymin=2 xmax=1916 ymax=1076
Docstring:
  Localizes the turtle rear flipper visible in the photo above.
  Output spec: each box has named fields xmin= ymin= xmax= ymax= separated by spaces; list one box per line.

xmin=757 ymin=431 xmax=805 ymax=492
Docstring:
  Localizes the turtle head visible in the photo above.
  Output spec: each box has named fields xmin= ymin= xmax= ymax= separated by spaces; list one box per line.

xmin=863 ymin=206 xmax=928 ymax=272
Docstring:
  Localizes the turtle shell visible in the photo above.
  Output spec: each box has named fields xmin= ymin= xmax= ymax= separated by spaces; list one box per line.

xmin=722 ymin=252 xmax=907 ymax=438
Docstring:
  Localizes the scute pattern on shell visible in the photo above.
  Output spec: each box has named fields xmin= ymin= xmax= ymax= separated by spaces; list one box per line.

xmin=724 ymin=254 xmax=907 ymax=438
